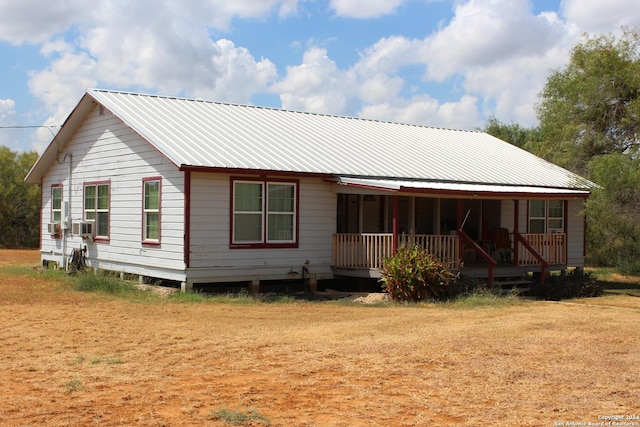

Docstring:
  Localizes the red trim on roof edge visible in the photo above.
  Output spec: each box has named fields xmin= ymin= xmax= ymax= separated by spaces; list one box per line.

xmin=179 ymin=165 xmax=335 ymax=180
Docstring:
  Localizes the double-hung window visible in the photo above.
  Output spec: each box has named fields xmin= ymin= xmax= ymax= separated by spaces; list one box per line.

xmin=232 ymin=179 xmax=297 ymax=247
xmin=51 ymin=185 xmax=62 ymax=224
xmin=529 ymin=200 xmax=565 ymax=233
xmin=84 ymin=182 xmax=110 ymax=240
xmin=143 ymin=178 xmax=161 ymax=244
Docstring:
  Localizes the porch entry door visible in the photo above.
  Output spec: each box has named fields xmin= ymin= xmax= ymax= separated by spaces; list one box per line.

xmin=362 ymin=195 xmax=385 ymax=232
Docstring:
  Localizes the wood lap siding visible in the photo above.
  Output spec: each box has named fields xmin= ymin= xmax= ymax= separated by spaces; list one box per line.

xmin=188 ymin=173 xmax=336 ymax=281
xmin=566 ymin=199 xmax=585 ymax=267
xmin=40 ymin=105 xmax=186 ymax=279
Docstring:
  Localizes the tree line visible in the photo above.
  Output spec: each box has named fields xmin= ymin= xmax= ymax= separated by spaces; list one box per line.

xmin=2 ymin=28 xmax=639 ymax=273
xmin=0 ymin=147 xmax=40 ymax=248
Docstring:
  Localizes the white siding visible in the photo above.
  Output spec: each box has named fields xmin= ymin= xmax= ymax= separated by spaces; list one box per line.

xmin=40 ymin=105 xmax=186 ymax=281
xmin=566 ymin=199 xmax=585 ymax=267
xmin=187 ymin=173 xmax=336 ymax=284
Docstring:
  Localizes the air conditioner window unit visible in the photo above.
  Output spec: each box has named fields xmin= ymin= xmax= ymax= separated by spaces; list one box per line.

xmin=47 ymin=223 xmax=61 ymax=234
xmin=72 ymin=221 xmax=94 ymax=237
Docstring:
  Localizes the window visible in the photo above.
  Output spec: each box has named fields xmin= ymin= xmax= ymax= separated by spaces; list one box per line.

xmin=529 ymin=200 xmax=565 ymax=233
xmin=51 ymin=185 xmax=62 ymax=223
xmin=84 ymin=182 xmax=110 ymax=239
xmin=232 ymin=179 xmax=297 ymax=247
xmin=143 ymin=178 xmax=161 ymax=243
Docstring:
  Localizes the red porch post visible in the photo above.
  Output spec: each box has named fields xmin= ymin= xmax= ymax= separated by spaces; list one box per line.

xmin=392 ymin=195 xmax=398 ymax=252
xmin=513 ymin=199 xmax=519 ymax=265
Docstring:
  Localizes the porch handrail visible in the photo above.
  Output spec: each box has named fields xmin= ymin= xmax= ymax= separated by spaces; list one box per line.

xmin=514 ymin=231 xmax=549 ymax=284
xmin=332 ymin=233 xmax=459 ymax=270
xmin=458 ymin=230 xmax=497 ymax=286
xmin=332 ymin=233 xmax=394 ymax=270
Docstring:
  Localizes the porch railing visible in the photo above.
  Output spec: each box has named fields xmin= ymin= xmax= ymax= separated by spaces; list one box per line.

xmin=333 ymin=232 xmax=567 ymax=273
xmin=517 ymin=233 xmax=566 ymax=266
xmin=332 ymin=233 xmax=460 ymax=270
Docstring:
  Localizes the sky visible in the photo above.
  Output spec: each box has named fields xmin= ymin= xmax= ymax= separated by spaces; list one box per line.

xmin=1 ymin=0 xmax=640 ymax=153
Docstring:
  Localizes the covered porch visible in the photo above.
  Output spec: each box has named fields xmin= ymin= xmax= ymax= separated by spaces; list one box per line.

xmin=331 ymin=182 xmax=577 ymax=285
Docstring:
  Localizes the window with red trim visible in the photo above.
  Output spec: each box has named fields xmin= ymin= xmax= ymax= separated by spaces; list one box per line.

xmin=84 ymin=182 xmax=110 ymax=239
xmin=51 ymin=185 xmax=62 ymax=224
xmin=143 ymin=178 xmax=161 ymax=244
xmin=232 ymin=179 xmax=297 ymax=247
xmin=529 ymin=200 xmax=564 ymax=233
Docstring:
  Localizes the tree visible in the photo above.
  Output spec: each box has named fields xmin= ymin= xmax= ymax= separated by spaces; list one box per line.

xmin=481 ymin=117 xmax=540 ymax=150
xmin=0 ymin=147 xmax=40 ymax=248
xmin=585 ymin=153 xmax=640 ymax=272
xmin=535 ymin=27 xmax=640 ymax=173
xmin=534 ymin=27 xmax=640 ymax=270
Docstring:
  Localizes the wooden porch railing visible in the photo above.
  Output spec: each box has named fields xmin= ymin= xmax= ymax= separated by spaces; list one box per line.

xmin=332 ymin=233 xmax=460 ymax=270
xmin=332 ymin=233 xmax=567 ymax=284
xmin=516 ymin=233 xmax=566 ymax=266
xmin=458 ymin=230 xmax=497 ymax=285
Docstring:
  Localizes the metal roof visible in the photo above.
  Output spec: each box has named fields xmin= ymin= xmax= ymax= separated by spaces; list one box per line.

xmin=27 ymin=89 xmax=594 ymax=191
xmin=337 ymin=177 xmax=591 ymax=198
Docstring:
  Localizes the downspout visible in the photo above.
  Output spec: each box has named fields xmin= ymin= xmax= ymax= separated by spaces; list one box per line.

xmin=59 ymin=152 xmax=72 ymax=270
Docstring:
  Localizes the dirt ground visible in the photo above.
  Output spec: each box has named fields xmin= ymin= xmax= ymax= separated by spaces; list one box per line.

xmin=1 ymin=249 xmax=640 ymax=426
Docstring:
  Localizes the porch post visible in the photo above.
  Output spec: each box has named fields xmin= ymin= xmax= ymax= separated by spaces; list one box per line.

xmin=513 ymin=199 xmax=519 ymax=265
xmin=457 ymin=199 xmax=463 ymax=257
xmin=392 ymin=195 xmax=399 ymax=252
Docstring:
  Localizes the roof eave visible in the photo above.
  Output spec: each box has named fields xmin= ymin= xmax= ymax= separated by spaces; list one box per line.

xmin=24 ymin=91 xmax=97 ymax=184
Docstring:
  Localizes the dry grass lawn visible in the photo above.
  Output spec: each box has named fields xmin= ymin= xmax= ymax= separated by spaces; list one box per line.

xmin=1 ymin=249 xmax=639 ymax=426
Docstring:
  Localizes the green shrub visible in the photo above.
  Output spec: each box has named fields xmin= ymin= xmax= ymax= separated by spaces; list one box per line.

xmin=379 ymin=245 xmax=457 ymax=302
xmin=208 ymin=407 xmax=270 ymax=426
xmin=530 ymin=269 xmax=603 ymax=301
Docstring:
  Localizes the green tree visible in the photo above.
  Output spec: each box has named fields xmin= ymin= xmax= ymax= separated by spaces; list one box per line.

xmin=585 ymin=154 xmax=640 ymax=272
xmin=535 ymin=27 xmax=640 ymax=172
xmin=0 ymin=147 xmax=40 ymax=248
xmin=482 ymin=117 xmax=540 ymax=149
xmin=534 ymin=27 xmax=640 ymax=270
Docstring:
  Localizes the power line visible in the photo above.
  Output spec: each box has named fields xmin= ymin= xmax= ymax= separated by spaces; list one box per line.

xmin=0 ymin=125 xmax=59 ymax=129
xmin=0 ymin=125 xmax=60 ymax=137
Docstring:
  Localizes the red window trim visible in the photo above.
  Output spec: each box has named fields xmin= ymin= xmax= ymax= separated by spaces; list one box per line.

xmin=84 ymin=180 xmax=111 ymax=243
xmin=229 ymin=176 xmax=300 ymax=249
xmin=50 ymin=184 xmax=63 ymax=238
xmin=527 ymin=199 xmax=567 ymax=233
xmin=142 ymin=177 xmax=162 ymax=246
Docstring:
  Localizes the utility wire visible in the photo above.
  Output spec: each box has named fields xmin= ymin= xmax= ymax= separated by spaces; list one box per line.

xmin=0 ymin=125 xmax=60 ymax=136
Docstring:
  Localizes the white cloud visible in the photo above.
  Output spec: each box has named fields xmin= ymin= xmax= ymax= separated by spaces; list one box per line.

xmin=206 ymin=39 xmax=278 ymax=103
xmin=355 ymin=36 xmax=419 ymax=76
xmin=423 ymin=0 xmax=566 ymax=81
xmin=562 ymin=0 xmax=640 ymax=34
xmin=329 ymin=0 xmax=405 ymax=19
xmin=0 ymin=98 xmax=23 ymax=150
xmin=358 ymin=74 xmax=404 ymax=104
xmin=0 ymin=98 xmax=15 ymax=122
xmin=0 ymin=0 xmax=91 ymax=44
xmin=358 ymin=94 xmax=481 ymax=130
xmin=28 ymin=40 xmax=97 ymax=121
xmin=271 ymin=47 xmax=356 ymax=114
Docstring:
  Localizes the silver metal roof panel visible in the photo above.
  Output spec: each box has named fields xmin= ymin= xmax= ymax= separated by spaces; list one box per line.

xmin=76 ymin=89 xmax=593 ymax=190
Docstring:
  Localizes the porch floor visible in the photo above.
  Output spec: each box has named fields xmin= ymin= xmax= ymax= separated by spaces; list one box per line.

xmin=333 ymin=263 xmax=568 ymax=282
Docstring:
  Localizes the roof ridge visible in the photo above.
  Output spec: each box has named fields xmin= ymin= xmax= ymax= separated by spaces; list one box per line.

xmin=88 ymin=88 xmax=483 ymax=134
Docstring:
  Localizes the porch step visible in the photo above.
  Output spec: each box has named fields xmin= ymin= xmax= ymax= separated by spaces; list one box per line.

xmin=492 ymin=276 xmax=532 ymax=294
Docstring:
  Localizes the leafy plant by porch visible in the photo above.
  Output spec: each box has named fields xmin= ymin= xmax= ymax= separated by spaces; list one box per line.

xmin=530 ymin=269 xmax=603 ymax=301
xmin=379 ymin=244 xmax=457 ymax=302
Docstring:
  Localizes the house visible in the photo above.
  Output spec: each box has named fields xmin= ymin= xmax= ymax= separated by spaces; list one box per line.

xmin=25 ymin=89 xmax=594 ymax=292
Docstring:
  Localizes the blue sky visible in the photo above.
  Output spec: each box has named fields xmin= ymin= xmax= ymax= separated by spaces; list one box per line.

xmin=1 ymin=0 xmax=639 ymax=153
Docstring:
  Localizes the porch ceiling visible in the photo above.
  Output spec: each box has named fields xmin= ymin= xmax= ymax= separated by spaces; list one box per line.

xmin=335 ymin=177 xmax=590 ymax=199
